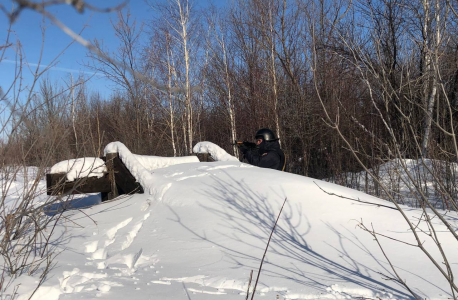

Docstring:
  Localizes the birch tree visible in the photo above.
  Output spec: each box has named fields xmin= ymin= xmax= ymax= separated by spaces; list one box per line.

xmin=165 ymin=32 xmax=178 ymax=157
xmin=208 ymin=10 xmax=239 ymax=156
xmin=150 ymin=0 xmax=199 ymax=154
xmin=420 ymin=0 xmax=446 ymax=158
xmin=262 ymin=0 xmax=282 ymax=146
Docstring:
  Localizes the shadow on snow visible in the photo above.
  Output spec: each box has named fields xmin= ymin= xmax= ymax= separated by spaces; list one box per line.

xmin=168 ymin=170 xmax=446 ymax=300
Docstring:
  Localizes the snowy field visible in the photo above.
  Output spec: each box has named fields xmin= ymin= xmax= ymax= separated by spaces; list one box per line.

xmin=2 ymin=142 xmax=458 ymax=300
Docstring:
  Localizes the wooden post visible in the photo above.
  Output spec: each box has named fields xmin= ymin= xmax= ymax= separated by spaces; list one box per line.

xmin=112 ymin=155 xmax=143 ymax=194
xmin=196 ymin=153 xmax=215 ymax=162
xmin=105 ymin=152 xmax=119 ymax=200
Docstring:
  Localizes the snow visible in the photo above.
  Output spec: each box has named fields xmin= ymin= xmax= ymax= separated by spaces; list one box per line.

xmin=50 ymin=157 xmax=107 ymax=181
xmin=193 ymin=141 xmax=239 ymax=162
xmin=105 ymin=141 xmax=199 ymax=171
xmin=134 ymin=154 xmax=199 ymax=170
xmin=104 ymin=141 xmax=199 ymax=193
xmin=2 ymin=149 xmax=458 ymax=299
xmin=333 ymin=158 xmax=458 ymax=208
xmin=0 ymin=167 xmax=48 ymax=214
xmin=104 ymin=142 xmax=199 ymax=170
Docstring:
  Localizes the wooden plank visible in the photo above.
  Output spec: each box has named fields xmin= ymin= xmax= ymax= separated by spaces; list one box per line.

xmin=47 ymin=173 xmax=111 ymax=196
xmin=112 ymin=154 xmax=144 ymax=194
xmin=46 ymin=153 xmax=144 ymax=201
xmin=46 ymin=173 xmax=54 ymax=194
xmin=196 ymin=153 xmax=215 ymax=162
xmin=101 ymin=192 xmax=109 ymax=201
xmin=105 ymin=153 xmax=119 ymax=200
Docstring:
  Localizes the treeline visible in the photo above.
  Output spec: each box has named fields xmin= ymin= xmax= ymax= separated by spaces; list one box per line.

xmin=4 ymin=0 xmax=458 ymax=183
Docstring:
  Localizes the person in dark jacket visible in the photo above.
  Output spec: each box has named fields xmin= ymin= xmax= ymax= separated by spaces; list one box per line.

xmin=238 ymin=128 xmax=286 ymax=171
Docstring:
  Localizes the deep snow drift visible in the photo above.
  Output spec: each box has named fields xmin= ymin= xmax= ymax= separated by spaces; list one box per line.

xmin=3 ymin=142 xmax=458 ymax=300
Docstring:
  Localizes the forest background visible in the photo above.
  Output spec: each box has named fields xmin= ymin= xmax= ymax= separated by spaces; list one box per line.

xmin=2 ymin=0 xmax=458 ymax=206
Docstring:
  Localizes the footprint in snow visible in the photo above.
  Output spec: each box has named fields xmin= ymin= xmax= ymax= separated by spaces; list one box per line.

xmin=88 ymin=218 xmax=132 ymax=260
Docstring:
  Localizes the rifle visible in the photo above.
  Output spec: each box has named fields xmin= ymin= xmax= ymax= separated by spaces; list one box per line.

xmin=231 ymin=140 xmax=257 ymax=149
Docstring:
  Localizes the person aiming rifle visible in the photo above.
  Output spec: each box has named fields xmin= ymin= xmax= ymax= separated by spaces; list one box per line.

xmin=233 ymin=140 xmax=257 ymax=150
xmin=235 ymin=128 xmax=286 ymax=171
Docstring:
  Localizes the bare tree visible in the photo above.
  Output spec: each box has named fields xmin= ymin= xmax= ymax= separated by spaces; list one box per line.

xmin=308 ymin=0 xmax=458 ymax=296
xmin=419 ymin=0 xmax=447 ymax=158
xmin=148 ymin=0 xmax=202 ymax=154
xmin=207 ymin=9 xmax=239 ymax=156
xmin=86 ymin=11 xmax=146 ymax=152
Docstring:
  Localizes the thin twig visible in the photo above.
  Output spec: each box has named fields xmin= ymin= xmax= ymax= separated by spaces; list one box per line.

xmin=314 ymin=181 xmax=398 ymax=210
xmin=251 ymin=197 xmax=287 ymax=300
xmin=76 ymin=208 xmax=97 ymax=226
xmin=360 ymin=222 xmax=422 ymax=300
xmin=245 ymin=269 xmax=253 ymax=300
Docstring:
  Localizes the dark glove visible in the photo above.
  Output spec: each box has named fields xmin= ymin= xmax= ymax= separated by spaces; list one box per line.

xmin=239 ymin=143 xmax=249 ymax=154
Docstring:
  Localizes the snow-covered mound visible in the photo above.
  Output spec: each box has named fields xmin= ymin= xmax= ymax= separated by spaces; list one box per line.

xmin=193 ymin=141 xmax=239 ymax=162
xmin=5 ymin=161 xmax=457 ymax=300
xmin=50 ymin=157 xmax=107 ymax=181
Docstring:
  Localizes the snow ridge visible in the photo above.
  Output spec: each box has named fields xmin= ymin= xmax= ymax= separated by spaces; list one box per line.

xmin=193 ymin=141 xmax=239 ymax=162
xmin=104 ymin=142 xmax=199 ymax=194
xmin=133 ymin=154 xmax=198 ymax=170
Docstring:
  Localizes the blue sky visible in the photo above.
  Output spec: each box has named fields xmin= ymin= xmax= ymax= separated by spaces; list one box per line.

xmin=0 ymin=0 xmax=221 ymax=99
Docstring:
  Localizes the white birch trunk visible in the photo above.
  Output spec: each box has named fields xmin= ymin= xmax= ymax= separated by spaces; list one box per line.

xmin=166 ymin=35 xmax=177 ymax=157
xmin=70 ymin=74 xmax=78 ymax=152
xmin=220 ymin=32 xmax=239 ymax=157
xmin=268 ymin=5 xmax=281 ymax=146
xmin=177 ymin=0 xmax=193 ymax=154
xmin=421 ymin=0 xmax=441 ymax=158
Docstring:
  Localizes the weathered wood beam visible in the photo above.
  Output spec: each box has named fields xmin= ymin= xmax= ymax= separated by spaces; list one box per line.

xmin=105 ymin=153 xmax=119 ymax=200
xmin=196 ymin=153 xmax=215 ymax=162
xmin=112 ymin=153 xmax=144 ymax=194
xmin=47 ymin=153 xmax=144 ymax=202
xmin=46 ymin=173 xmax=111 ymax=196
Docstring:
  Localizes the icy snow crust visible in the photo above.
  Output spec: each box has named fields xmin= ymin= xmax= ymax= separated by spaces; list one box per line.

xmin=50 ymin=157 xmax=107 ymax=181
xmin=4 ymin=158 xmax=458 ymax=299
xmin=193 ymin=141 xmax=239 ymax=162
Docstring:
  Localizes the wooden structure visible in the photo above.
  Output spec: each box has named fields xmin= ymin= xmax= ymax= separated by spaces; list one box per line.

xmin=195 ymin=153 xmax=215 ymax=162
xmin=47 ymin=153 xmax=143 ymax=201
xmin=47 ymin=152 xmax=214 ymax=201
